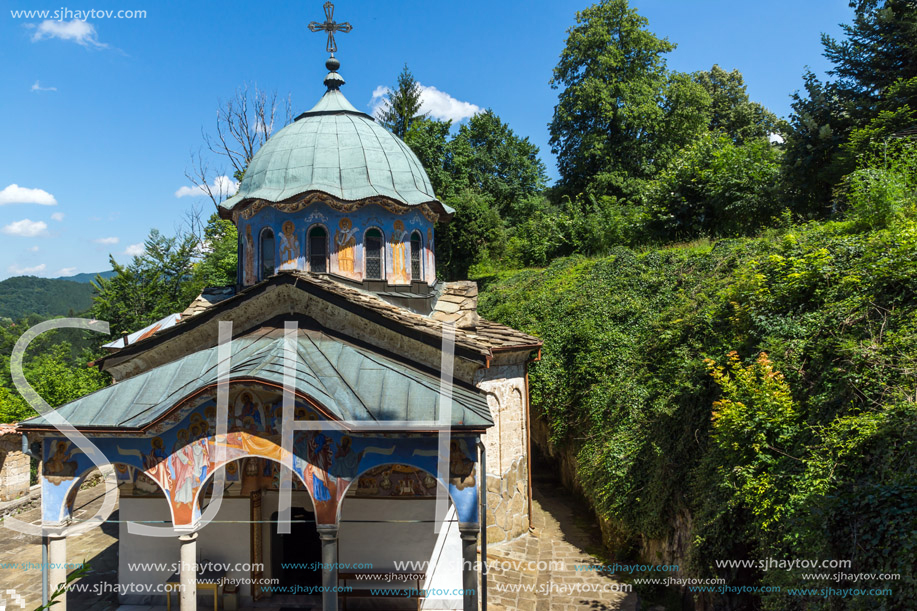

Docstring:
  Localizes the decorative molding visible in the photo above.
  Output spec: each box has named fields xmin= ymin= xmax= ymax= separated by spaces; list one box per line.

xmin=235 ymin=193 xmax=441 ymax=223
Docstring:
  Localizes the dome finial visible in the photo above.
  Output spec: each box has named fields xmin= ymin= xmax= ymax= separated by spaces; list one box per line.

xmin=308 ymin=2 xmax=352 ymax=90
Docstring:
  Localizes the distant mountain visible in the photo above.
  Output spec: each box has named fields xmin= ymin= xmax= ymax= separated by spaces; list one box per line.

xmin=0 ymin=276 xmax=97 ymax=319
xmin=56 ymin=270 xmax=116 ymax=284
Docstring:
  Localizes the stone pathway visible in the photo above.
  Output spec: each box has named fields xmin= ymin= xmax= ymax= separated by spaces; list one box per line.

xmin=486 ymin=468 xmax=638 ymax=611
xmin=0 ymin=482 xmax=120 ymax=610
xmin=2 ymin=473 xmax=636 ymax=611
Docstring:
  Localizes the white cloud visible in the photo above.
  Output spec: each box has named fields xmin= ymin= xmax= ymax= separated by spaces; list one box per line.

xmin=57 ymin=267 xmax=78 ymax=276
xmin=174 ymin=175 xmax=239 ymax=199
xmin=769 ymin=133 xmax=785 ymax=145
xmin=0 ymin=184 xmax=57 ymax=206
xmin=370 ymin=83 xmax=481 ymax=124
xmin=29 ymin=19 xmax=106 ymax=48
xmin=29 ymin=246 xmax=40 ymax=252
xmin=124 ymin=243 xmax=145 ymax=257
xmin=31 ymin=80 xmax=57 ymax=92
xmin=51 ymin=212 xmax=65 ymax=221
xmin=8 ymin=263 xmax=47 ymax=275
xmin=93 ymin=237 xmax=119 ymax=245
xmin=2 ymin=219 xmax=48 ymax=237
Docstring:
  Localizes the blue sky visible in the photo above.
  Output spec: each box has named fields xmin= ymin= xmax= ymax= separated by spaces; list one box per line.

xmin=1 ymin=0 xmax=852 ymax=280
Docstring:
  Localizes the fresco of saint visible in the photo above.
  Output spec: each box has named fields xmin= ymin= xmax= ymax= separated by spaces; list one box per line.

xmin=278 ymin=220 xmax=300 ymax=270
xmin=244 ymin=225 xmax=255 ymax=285
xmin=335 ymin=217 xmax=357 ymax=274
xmin=170 ymin=430 xmax=195 ymax=506
xmin=426 ymin=227 xmax=434 ymax=283
xmin=307 ymin=432 xmax=334 ymax=502
xmin=391 ymin=220 xmax=409 ymax=284
xmin=46 ymin=441 xmax=78 ymax=478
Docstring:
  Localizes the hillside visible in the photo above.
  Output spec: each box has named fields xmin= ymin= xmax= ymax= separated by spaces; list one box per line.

xmin=0 ymin=275 xmax=97 ymax=319
xmin=57 ymin=270 xmax=116 ymax=284
xmin=477 ymin=219 xmax=917 ymax=606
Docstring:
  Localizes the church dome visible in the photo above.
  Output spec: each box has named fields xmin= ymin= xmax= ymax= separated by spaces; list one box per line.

xmin=220 ymin=61 xmax=452 ymax=218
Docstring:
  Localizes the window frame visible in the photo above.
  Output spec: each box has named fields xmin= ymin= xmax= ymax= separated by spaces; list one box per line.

xmin=363 ymin=227 xmax=385 ymax=280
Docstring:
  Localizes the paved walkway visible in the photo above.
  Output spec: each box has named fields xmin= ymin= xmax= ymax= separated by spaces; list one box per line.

xmin=486 ymin=467 xmax=638 ymax=611
xmin=0 ymin=482 xmax=120 ymax=610
xmin=2 ymin=473 xmax=637 ymax=611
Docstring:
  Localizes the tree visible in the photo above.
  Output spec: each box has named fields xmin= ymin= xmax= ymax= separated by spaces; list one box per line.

xmin=188 ymin=84 xmax=292 ymax=207
xmin=91 ymin=230 xmax=200 ymax=335
xmin=693 ymin=65 xmax=782 ymax=143
xmin=377 ymin=64 xmax=426 ymax=139
xmin=822 ymin=0 xmax=917 ymax=112
xmin=435 ymin=190 xmax=505 ymax=280
xmin=404 ymin=117 xmax=454 ymax=197
xmin=549 ymin=0 xmax=675 ymax=199
xmin=645 ymin=132 xmax=783 ymax=239
xmin=192 ymin=213 xmax=238 ymax=288
xmin=784 ymin=0 xmax=917 ymax=213
xmin=446 ymin=110 xmax=548 ymax=223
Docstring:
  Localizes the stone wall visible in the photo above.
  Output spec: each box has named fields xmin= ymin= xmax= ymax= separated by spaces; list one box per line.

xmin=0 ymin=428 xmax=30 ymax=502
xmin=475 ymin=364 xmax=530 ymax=543
xmin=485 ymin=455 xmax=528 ymax=544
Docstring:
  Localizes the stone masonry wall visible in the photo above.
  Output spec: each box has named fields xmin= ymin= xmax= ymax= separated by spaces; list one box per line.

xmin=485 ymin=455 xmax=528 ymax=544
xmin=475 ymin=363 xmax=530 ymax=543
xmin=0 ymin=430 xmax=30 ymax=502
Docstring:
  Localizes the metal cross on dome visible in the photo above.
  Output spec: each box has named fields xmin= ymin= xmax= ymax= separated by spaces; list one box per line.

xmin=308 ymin=1 xmax=352 ymax=55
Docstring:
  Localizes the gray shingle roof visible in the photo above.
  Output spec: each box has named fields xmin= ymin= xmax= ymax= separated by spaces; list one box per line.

xmin=20 ymin=325 xmax=493 ymax=431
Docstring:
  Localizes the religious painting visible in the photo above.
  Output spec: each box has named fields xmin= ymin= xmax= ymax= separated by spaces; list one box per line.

xmin=244 ymin=225 xmax=255 ymax=285
xmin=449 ymin=439 xmax=475 ymax=491
xmin=391 ymin=219 xmax=409 ymax=284
xmin=45 ymin=440 xmax=78 ymax=484
xmin=278 ymin=220 xmax=301 ymax=270
xmin=427 ymin=227 xmax=434 ymax=283
xmin=352 ymin=464 xmax=439 ymax=498
xmin=115 ymin=462 xmax=132 ymax=481
xmin=335 ymin=217 xmax=357 ymax=275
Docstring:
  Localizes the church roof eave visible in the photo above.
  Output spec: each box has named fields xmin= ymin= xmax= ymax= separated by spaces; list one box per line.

xmin=20 ymin=324 xmax=494 ymax=433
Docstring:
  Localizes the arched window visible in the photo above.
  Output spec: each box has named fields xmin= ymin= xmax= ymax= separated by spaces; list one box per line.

xmin=364 ymin=228 xmax=384 ymax=280
xmin=259 ymin=228 xmax=275 ymax=280
xmin=308 ymin=225 xmax=328 ymax=273
xmin=410 ymin=231 xmax=423 ymax=281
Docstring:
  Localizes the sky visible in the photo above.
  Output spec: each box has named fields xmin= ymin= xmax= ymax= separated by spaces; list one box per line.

xmin=1 ymin=0 xmax=853 ymax=280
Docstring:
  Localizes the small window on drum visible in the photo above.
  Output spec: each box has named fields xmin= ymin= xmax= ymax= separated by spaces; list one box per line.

xmin=410 ymin=231 xmax=422 ymax=280
xmin=259 ymin=228 xmax=275 ymax=280
xmin=308 ymin=226 xmax=328 ymax=273
xmin=365 ymin=228 xmax=384 ymax=280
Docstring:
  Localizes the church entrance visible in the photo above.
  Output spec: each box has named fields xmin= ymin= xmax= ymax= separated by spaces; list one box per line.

xmin=270 ymin=507 xmax=322 ymax=588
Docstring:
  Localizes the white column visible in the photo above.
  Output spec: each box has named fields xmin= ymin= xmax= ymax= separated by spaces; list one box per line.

xmin=47 ymin=535 xmax=67 ymax=610
xmin=318 ymin=525 xmax=339 ymax=611
xmin=179 ymin=532 xmax=198 ymax=611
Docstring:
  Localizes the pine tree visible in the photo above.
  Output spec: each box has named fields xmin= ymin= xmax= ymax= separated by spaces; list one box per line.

xmin=378 ymin=64 xmax=426 ymax=139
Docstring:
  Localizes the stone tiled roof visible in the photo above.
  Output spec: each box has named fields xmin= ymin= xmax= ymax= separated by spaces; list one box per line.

xmin=279 ymin=272 xmax=541 ymax=355
xmin=181 ymin=286 xmax=236 ymax=318
xmin=0 ymin=423 xmax=20 ymax=436
xmin=98 ymin=271 xmax=541 ymax=372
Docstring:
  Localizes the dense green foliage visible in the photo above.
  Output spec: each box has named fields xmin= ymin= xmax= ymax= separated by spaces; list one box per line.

xmin=0 ymin=276 xmax=95 ymax=319
xmin=398 ymin=110 xmax=547 ymax=279
xmin=0 ymin=316 xmax=109 ymax=423
xmin=783 ymin=0 xmax=917 ymax=213
xmin=478 ymin=198 xmax=916 ymax=607
xmin=91 ymin=213 xmax=237 ymax=335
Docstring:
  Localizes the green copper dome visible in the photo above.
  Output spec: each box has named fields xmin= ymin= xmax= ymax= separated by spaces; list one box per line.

xmin=220 ymin=65 xmax=451 ymax=218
